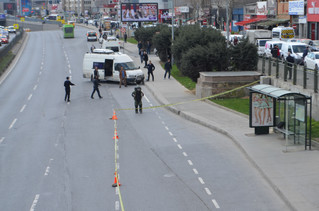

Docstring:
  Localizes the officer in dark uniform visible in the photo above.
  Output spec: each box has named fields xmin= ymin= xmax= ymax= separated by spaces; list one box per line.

xmin=64 ymin=76 xmax=75 ymax=102
xmin=91 ymin=76 xmax=103 ymax=99
xmin=132 ymin=86 xmax=144 ymax=113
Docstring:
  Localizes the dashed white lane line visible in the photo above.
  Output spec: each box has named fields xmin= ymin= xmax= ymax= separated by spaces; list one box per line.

xmin=28 ymin=94 xmax=33 ymax=101
xmin=168 ymin=132 xmax=173 ymax=136
xmin=165 ymin=126 xmax=169 ymax=130
xmin=173 ymin=138 xmax=177 ymax=142
xmin=193 ymin=168 xmax=199 ymax=175
xmin=0 ymin=137 xmax=4 ymax=144
xmin=115 ymin=201 xmax=120 ymax=210
xmin=187 ymin=160 xmax=193 ymax=166
xmin=39 ymin=71 xmax=42 ymax=75
xmin=29 ymin=194 xmax=40 ymax=211
xmin=161 ymin=121 xmax=165 ymax=125
xmin=9 ymin=118 xmax=17 ymax=129
xmin=33 ymin=85 xmax=37 ymax=90
xmin=182 ymin=152 xmax=188 ymax=157
xmin=212 ymin=199 xmax=220 ymax=209
xmin=205 ymin=187 xmax=212 ymax=195
xmin=149 ymin=103 xmax=153 ymax=107
xmin=20 ymin=104 xmax=27 ymax=113
xmin=177 ymin=144 xmax=182 ymax=149
xmin=44 ymin=166 xmax=50 ymax=176
xmin=144 ymin=95 xmax=150 ymax=103
xmin=69 ymin=69 xmax=72 ymax=74
xmin=198 ymin=177 xmax=205 ymax=184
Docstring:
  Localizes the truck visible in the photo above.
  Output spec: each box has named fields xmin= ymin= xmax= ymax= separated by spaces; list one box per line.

xmin=245 ymin=30 xmax=272 ymax=56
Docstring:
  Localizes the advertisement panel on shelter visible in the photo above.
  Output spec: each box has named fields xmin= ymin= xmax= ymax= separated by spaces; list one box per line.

xmin=121 ymin=3 xmax=158 ymax=22
xmin=250 ymin=93 xmax=274 ymax=127
xmin=289 ymin=0 xmax=304 ymax=16
xmin=308 ymin=0 xmax=319 ymax=22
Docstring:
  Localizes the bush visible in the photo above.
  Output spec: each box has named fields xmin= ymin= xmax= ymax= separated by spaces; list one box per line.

xmin=152 ymin=26 xmax=171 ymax=61
xmin=134 ymin=26 xmax=157 ymax=49
xmin=230 ymin=38 xmax=258 ymax=71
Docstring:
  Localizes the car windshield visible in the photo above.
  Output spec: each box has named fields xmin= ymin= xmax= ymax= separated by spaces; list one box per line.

xmin=292 ymin=45 xmax=307 ymax=53
xmin=312 ymin=41 xmax=319 ymax=46
xmin=276 ymin=43 xmax=283 ymax=49
xmin=259 ymin=40 xmax=268 ymax=46
xmin=115 ymin=62 xmax=138 ymax=71
xmin=88 ymin=32 xmax=96 ymax=36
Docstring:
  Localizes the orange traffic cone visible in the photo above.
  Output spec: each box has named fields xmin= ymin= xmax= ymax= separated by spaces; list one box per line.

xmin=112 ymin=172 xmax=121 ymax=187
xmin=111 ymin=111 xmax=118 ymax=120
xmin=113 ymin=129 xmax=119 ymax=139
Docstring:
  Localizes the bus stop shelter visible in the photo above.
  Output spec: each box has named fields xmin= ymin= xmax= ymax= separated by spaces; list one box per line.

xmin=248 ymin=84 xmax=312 ymax=150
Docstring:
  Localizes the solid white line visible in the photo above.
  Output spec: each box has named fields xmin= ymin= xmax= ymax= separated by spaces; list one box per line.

xmin=144 ymin=95 xmax=150 ymax=103
xmin=212 ymin=199 xmax=220 ymax=209
xmin=165 ymin=126 xmax=169 ymax=130
xmin=205 ymin=187 xmax=212 ymax=195
xmin=168 ymin=132 xmax=173 ymax=136
xmin=173 ymin=138 xmax=177 ymax=142
xmin=20 ymin=104 xmax=27 ymax=112
xmin=29 ymin=194 xmax=40 ymax=211
xmin=183 ymin=152 xmax=188 ymax=157
xmin=177 ymin=144 xmax=182 ymax=149
xmin=0 ymin=137 xmax=4 ymax=144
xmin=9 ymin=118 xmax=17 ymax=129
xmin=115 ymin=201 xmax=120 ymax=210
xmin=193 ymin=168 xmax=199 ymax=175
xmin=28 ymin=94 xmax=32 ymax=101
xmin=198 ymin=177 xmax=205 ymax=184
xmin=188 ymin=160 xmax=193 ymax=166
xmin=33 ymin=85 xmax=37 ymax=90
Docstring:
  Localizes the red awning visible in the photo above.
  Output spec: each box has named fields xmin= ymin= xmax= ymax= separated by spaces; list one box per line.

xmin=235 ymin=17 xmax=266 ymax=26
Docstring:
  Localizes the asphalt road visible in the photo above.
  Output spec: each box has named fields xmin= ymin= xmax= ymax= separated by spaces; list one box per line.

xmin=0 ymin=26 xmax=289 ymax=210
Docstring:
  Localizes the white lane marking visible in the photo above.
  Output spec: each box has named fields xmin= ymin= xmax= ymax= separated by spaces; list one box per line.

xmin=177 ymin=144 xmax=182 ymax=149
xmin=173 ymin=138 xmax=177 ymax=142
xmin=33 ymin=85 xmax=37 ymax=90
xmin=183 ymin=152 xmax=188 ymax=157
xmin=40 ymin=66 xmax=43 ymax=70
xmin=20 ymin=104 xmax=27 ymax=112
xmin=193 ymin=168 xmax=199 ymax=175
xmin=212 ymin=199 xmax=220 ymax=209
xmin=158 ymin=116 xmax=162 ymax=119
xmin=168 ymin=132 xmax=173 ymax=136
xmin=37 ymin=78 xmax=40 ymax=82
xmin=9 ymin=118 xmax=17 ymax=129
xmin=144 ymin=95 xmax=150 ymax=103
xmin=198 ymin=177 xmax=205 ymax=184
xmin=205 ymin=187 xmax=212 ymax=195
xmin=115 ymin=187 xmax=119 ymax=195
xmin=0 ymin=137 xmax=4 ymax=144
xmin=150 ymin=103 xmax=153 ymax=107
xmin=44 ymin=166 xmax=50 ymax=176
xmin=116 ymin=163 xmax=120 ymax=169
xmin=29 ymin=194 xmax=40 ymax=211
xmin=39 ymin=71 xmax=42 ymax=75
xmin=115 ymin=201 xmax=120 ymax=210
xmin=28 ymin=94 xmax=32 ymax=101
xmin=117 ymin=154 xmax=119 ymax=159
xmin=165 ymin=126 xmax=169 ymax=131
xmin=187 ymin=160 xmax=193 ymax=166
xmin=161 ymin=121 xmax=165 ymax=125
xmin=69 ymin=69 xmax=72 ymax=74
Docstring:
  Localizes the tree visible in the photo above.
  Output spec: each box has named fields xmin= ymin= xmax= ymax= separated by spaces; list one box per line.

xmin=230 ymin=38 xmax=258 ymax=71
xmin=152 ymin=26 xmax=172 ymax=62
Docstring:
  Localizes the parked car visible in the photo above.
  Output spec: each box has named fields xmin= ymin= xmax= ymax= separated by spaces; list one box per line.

xmin=308 ymin=40 xmax=319 ymax=51
xmin=304 ymin=52 xmax=319 ymax=70
xmin=86 ymin=31 xmax=98 ymax=41
xmin=6 ymin=26 xmax=16 ymax=34
xmin=281 ymin=42 xmax=308 ymax=64
xmin=264 ymin=40 xmax=285 ymax=58
xmin=1 ymin=35 xmax=9 ymax=44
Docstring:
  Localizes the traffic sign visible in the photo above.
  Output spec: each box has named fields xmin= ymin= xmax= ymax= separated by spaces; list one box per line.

xmin=20 ymin=17 xmax=25 ymax=22
xmin=13 ymin=24 xmax=19 ymax=29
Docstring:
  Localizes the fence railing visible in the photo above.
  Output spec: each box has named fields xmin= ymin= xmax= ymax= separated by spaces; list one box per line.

xmin=258 ymin=55 xmax=319 ymax=93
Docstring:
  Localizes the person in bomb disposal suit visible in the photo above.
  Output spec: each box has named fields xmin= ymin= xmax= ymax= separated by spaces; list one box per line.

xmin=132 ymin=86 xmax=144 ymax=113
xmin=64 ymin=76 xmax=75 ymax=102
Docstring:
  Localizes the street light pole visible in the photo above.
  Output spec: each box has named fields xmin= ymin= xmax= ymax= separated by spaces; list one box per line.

xmin=226 ymin=0 xmax=230 ymax=47
xmin=171 ymin=0 xmax=174 ymax=64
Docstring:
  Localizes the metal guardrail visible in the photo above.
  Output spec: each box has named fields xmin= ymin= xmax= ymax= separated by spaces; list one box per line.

xmin=258 ymin=55 xmax=319 ymax=93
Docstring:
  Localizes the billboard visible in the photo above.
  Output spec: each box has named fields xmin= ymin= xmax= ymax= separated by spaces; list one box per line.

xmin=250 ymin=93 xmax=274 ymax=127
xmin=289 ymin=0 xmax=304 ymax=16
xmin=21 ymin=0 xmax=32 ymax=16
xmin=308 ymin=0 xmax=319 ymax=22
xmin=256 ymin=1 xmax=268 ymax=16
xmin=121 ymin=3 xmax=158 ymax=22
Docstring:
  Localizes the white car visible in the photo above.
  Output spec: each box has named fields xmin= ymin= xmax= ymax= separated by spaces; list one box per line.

xmin=6 ymin=26 xmax=16 ymax=34
xmin=304 ymin=52 xmax=319 ymax=70
xmin=86 ymin=31 xmax=98 ymax=41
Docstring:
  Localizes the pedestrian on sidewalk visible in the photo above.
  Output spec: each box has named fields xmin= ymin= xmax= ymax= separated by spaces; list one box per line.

xmin=164 ymin=58 xmax=172 ymax=79
xmin=119 ymin=67 xmax=127 ymax=88
xmin=139 ymin=48 xmax=144 ymax=63
xmin=132 ymin=86 xmax=144 ymax=113
xmin=143 ymin=51 xmax=148 ymax=68
xmin=286 ymin=51 xmax=294 ymax=80
xmin=91 ymin=76 xmax=103 ymax=99
xmin=137 ymin=41 xmax=142 ymax=55
xmin=146 ymin=60 xmax=155 ymax=81
xmin=124 ymin=32 xmax=127 ymax=43
xmin=64 ymin=76 xmax=75 ymax=102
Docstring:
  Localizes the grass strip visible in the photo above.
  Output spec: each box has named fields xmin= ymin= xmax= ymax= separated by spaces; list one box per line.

xmin=0 ymin=51 xmax=15 ymax=77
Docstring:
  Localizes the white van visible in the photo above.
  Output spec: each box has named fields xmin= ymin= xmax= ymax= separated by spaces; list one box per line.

xmin=256 ymin=39 xmax=272 ymax=56
xmin=83 ymin=50 xmax=145 ymax=84
xmin=101 ymin=36 xmax=122 ymax=52
xmin=272 ymin=26 xmax=295 ymax=41
xmin=281 ymin=42 xmax=308 ymax=64
xmin=264 ymin=40 xmax=285 ymax=58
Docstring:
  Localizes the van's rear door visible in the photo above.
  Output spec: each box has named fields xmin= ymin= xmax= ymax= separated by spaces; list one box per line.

xmin=105 ymin=59 xmax=113 ymax=77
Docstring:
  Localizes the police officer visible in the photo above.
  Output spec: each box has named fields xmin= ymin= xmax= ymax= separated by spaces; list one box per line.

xmin=64 ymin=76 xmax=75 ymax=102
xmin=132 ymin=86 xmax=144 ymax=113
xmin=91 ymin=76 xmax=103 ymax=99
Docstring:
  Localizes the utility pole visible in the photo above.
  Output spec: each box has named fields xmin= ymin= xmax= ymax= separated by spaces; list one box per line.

xmin=171 ymin=0 xmax=174 ymax=64
xmin=226 ymin=0 xmax=230 ymax=47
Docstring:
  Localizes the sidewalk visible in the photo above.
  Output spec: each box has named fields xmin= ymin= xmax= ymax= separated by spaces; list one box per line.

xmin=81 ymin=24 xmax=319 ymax=210
xmin=124 ymin=42 xmax=319 ymax=211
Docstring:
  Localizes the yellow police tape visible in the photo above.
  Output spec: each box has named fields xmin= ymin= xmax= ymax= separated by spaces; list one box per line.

xmin=115 ymin=80 xmax=261 ymax=111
